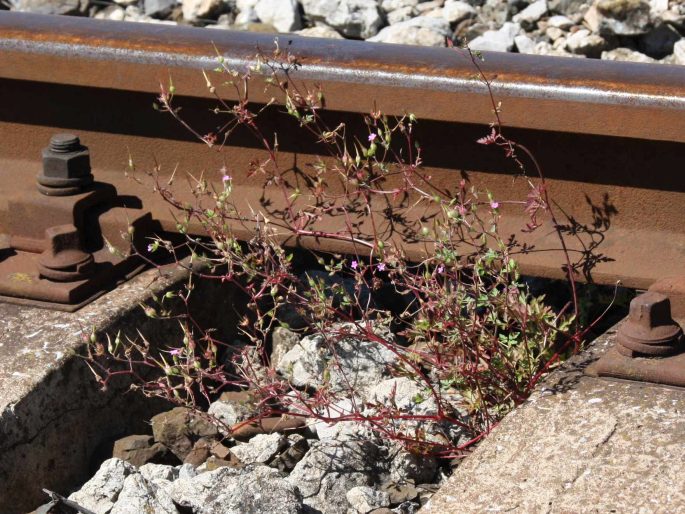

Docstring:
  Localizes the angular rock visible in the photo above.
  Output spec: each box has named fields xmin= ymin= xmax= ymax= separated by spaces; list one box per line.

xmin=13 ymin=0 xmax=87 ymax=15
xmin=546 ymin=13 xmax=574 ymax=28
xmin=204 ymin=453 xmax=245 ymax=470
xmin=110 ymin=474 xmax=178 ymax=514
xmin=601 ymin=47 xmax=657 ymax=62
xmin=93 ymin=5 xmax=126 ymax=20
xmin=144 ymin=0 xmax=176 ymax=17
xmin=546 ymin=25 xmax=565 ymax=41
xmin=390 ymin=450 xmax=438 ymax=484
xmin=230 ymin=433 xmax=287 ymax=464
xmin=479 ymin=0 xmax=511 ymax=25
xmin=166 ymin=465 xmax=304 ymax=514
xmin=639 ymin=23 xmax=682 ymax=58
xmin=139 ymin=463 xmax=179 ymax=483
xmin=271 ymin=326 xmax=301 ymax=368
xmin=469 ymin=22 xmax=521 ymax=52
xmin=68 ymin=458 xmax=136 ymax=514
xmin=442 ymin=0 xmax=477 ymax=24
xmin=288 ymin=439 xmax=379 ymax=514
xmin=151 ymin=407 xmax=218 ymax=460
xmin=347 ymin=486 xmax=391 ymax=513
xmin=387 ymin=5 xmax=416 ymax=24
xmin=379 ymin=481 xmax=420 ymax=504
xmin=514 ymin=33 xmax=537 ymax=53
xmin=594 ymin=0 xmax=652 ymax=35
xmin=380 ymin=0 xmax=418 ymax=11
xmin=254 ymin=0 xmax=302 ymax=32
xmin=182 ymin=0 xmax=222 ymax=21
xmin=674 ymin=38 xmax=685 ymax=65
xmin=112 ymin=434 xmax=170 ymax=468
xmin=512 ymin=0 xmax=547 ymax=28
xmin=565 ymin=28 xmax=606 ymax=56
xmin=369 ymin=15 xmax=450 ymax=45
xmin=207 ymin=391 xmax=255 ymax=434
xmin=271 ymin=433 xmax=310 ymax=472
xmin=301 ymin=0 xmax=384 ymax=39
xmin=177 ymin=462 xmax=198 ymax=480
xmin=184 ymin=437 xmax=213 ymax=467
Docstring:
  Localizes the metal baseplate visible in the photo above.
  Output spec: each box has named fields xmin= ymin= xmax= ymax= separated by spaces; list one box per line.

xmin=0 ymin=133 xmax=152 ymax=311
xmin=586 ymin=279 xmax=685 ymax=388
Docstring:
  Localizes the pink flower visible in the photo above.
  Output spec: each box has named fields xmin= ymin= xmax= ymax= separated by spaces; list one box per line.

xmin=222 ymin=174 xmax=232 ymax=183
xmin=168 ymin=348 xmax=182 ymax=356
xmin=437 ymin=265 xmax=444 ymax=274
xmin=351 ymin=260 xmax=359 ymax=270
xmin=377 ymin=262 xmax=386 ymax=272
xmin=368 ymin=133 xmax=377 ymax=143
xmin=490 ymin=200 xmax=500 ymax=210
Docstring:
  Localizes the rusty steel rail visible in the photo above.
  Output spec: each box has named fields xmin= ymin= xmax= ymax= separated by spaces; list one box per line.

xmin=0 ymin=11 xmax=683 ymax=308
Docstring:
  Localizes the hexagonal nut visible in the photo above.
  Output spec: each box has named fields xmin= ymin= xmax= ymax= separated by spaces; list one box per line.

xmin=41 ymin=147 xmax=91 ymax=179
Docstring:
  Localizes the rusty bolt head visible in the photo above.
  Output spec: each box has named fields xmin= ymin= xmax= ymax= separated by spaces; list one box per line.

xmin=37 ymin=134 xmax=93 ymax=195
xmin=617 ymin=292 xmax=684 ymax=357
xmin=38 ymin=224 xmax=94 ymax=282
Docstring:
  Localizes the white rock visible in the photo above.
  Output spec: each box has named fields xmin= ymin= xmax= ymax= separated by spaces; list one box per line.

xmin=546 ymin=13 xmax=574 ymax=28
xmin=296 ymin=25 xmax=345 ymax=37
xmin=176 ymin=462 xmax=198 ymax=480
xmin=565 ymin=28 xmax=606 ymax=56
xmin=207 ymin=397 xmax=249 ymax=433
xmin=110 ymin=474 xmax=178 ymax=514
xmin=68 ymin=458 xmax=136 ymax=514
xmin=94 ymin=5 xmax=126 ymax=20
xmin=512 ymin=0 xmax=547 ymax=26
xmin=346 ymin=486 xmax=391 ymax=513
xmin=139 ymin=463 xmax=178 ymax=484
xmin=165 ymin=465 xmax=304 ymax=513
xmin=182 ymin=0 xmax=221 ymax=21
xmin=442 ymin=0 xmax=476 ymax=23
xmin=368 ymin=15 xmax=450 ymax=46
xmin=545 ymin=25 xmax=565 ymax=40
xmin=387 ymin=5 xmax=416 ymax=23
xmin=601 ymin=47 xmax=656 ymax=62
xmin=367 ymin=377 xmax=438 ymax=414
xmin=230 ymin=433 xmax=287 ymax=464
xmin=648 ymin=0 xmax=667 ymax=14
xmin=514 ymin=33 xmax=536 ymax=53
xmin=674 ymin=39 xmax=685 ymax=65
xmin=533 ymin=40 xmax=585 ymax=57
xmin=276 ymin=334 xmax=327 ymax=388
xmin=255 ymin=0 xmax=301 ymax=32
xmin=301 ymin=0 xmax=383 ymax=38
xmin=289 ymin=440 xmax=378 ymax=514
xmin=469 ymin=22 xmax=521 ymax=52
xmin=143 ymin=0 xmax=176 ymax=17
xmin=593 ymin=0 xmax=651 ymax=36
xmin=380 ymin=0 xmax=417 ymax=11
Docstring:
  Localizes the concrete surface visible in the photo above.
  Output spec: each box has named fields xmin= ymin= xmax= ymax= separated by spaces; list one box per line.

xmin=0 ymin=265 xmax=241 ymax=513
xmin=424 ymin=325 xmax=685 ymax=513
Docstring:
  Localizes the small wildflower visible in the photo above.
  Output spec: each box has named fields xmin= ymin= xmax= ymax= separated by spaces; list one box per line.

xmin=147 ymin=243 xmax=155 ymax=253
xmin=437 ymin=265 xmax=445 ymax=274
xmin=368 ymin=133 xmax=377 ymax=143
xmin=377 ymin=262 xmax=386 ymax=272
xmin=222 ymin=174 xmax=232 ymax=183
xmin=490 ymin=200 xmax=500 ymax=210
xmin=351 ymin=260 xmax=359 ymax=270
xmin=168 ymin=348 xmax=182 ymax=356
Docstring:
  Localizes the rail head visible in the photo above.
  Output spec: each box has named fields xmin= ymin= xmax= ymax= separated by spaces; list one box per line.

xmin=0 ymin=12 xmax=684 ymax=142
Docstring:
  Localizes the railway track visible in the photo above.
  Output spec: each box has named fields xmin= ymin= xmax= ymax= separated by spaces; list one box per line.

xmin=0 ymin=11 xmax=683 ymax=310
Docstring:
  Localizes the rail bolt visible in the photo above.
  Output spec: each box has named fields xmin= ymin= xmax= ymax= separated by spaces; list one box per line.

xmin=37 ymin=134 xmax=94 ymax=196
xmin=616 ymin=292 xmax=684 ymax=357
xmin=38 ymin=224 xmax=94 ymax=282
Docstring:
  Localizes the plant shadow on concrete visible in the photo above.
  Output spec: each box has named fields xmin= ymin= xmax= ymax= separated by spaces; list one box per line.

xmin=85 ymin=40 xmax=622 ymax=461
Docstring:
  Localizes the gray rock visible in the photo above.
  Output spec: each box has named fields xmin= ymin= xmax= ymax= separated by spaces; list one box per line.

xmin=112 ymin=434 xmax=169 ymax=468
xmin=514 ymin=33 xmax=537 ymax=53
xmin=387 ymin=5 xmax=416 ymax=23
xmin=255 ymin=0 xmax=302 ymax=32
xmin=547 ymin=0 xmax=586 ymax=15
xmin=151 ymin=407 xmax=218 ymax=460
xmin=230 ymin=433 xmax=287 ymax=464
xmin=346 ymin=486 xmax=391 ymax=513
xmin=593 ymin=0 xmax=652 ymax=35
xmin=534 ymin=40 xmax=585 ymax=56
xmin=139 ymin=463 xmax=179 ymax=483
xmin=110 ymin=474 xmax=179 ymax=514
xmin=512 ymin=0 xmax=547 ymax=27
xmin=368 ymin=15 xmax=450 ymax=45
xmin=182 ymin=0 xmax=222 ymax=21
xmin=565 ymin=28 xmax=606 ymax=56
xmin=296 ymin=25 xmax=345 ymax=37
xmin=601 ymin=47 xmax=657 ymax=62
xmin=93 ymin=5 xmax=126 ymax=20
xmin=380 ymin=0 xmax=418 ymax=10
xmin=288 ymin=439 xmax=379 ymax=514
xmin=674 ymin=38 xmax=685 ymax=64
xmin=276 ymin=333 xmax=327 ymax=388
xmin=13 ymin=0 xmax=87 ymax=15
xmin=207 ymin=391 xmax=255 ymax=434
xmin=166 ymin=465 xmax=304 ymax=514
xmin=479 ymin=0 xmax=511 ymax=25
xmin=68 ymin=458 xmax=136 ymax=514
xmin=442 ymin=0 xmax=477 ymax=23
xmin=144 ymin=0 xmax=177 ymax=17
xmin=177 ymin=462 xmax=199 ymax=479
xmin=546 ymin=25 xmax=565 ymax=40
xmin=271 ymin=326 xmax=301 ymax=368
xmin=469 ymin=21 xmax=521 ymax=52
xmin=301 ymin=0 xmax=384 ymax=38
xmin=390 ymin=450 xmax=438 ymax=484
xmin=639 ymin=23 xmax=682 ymax=58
